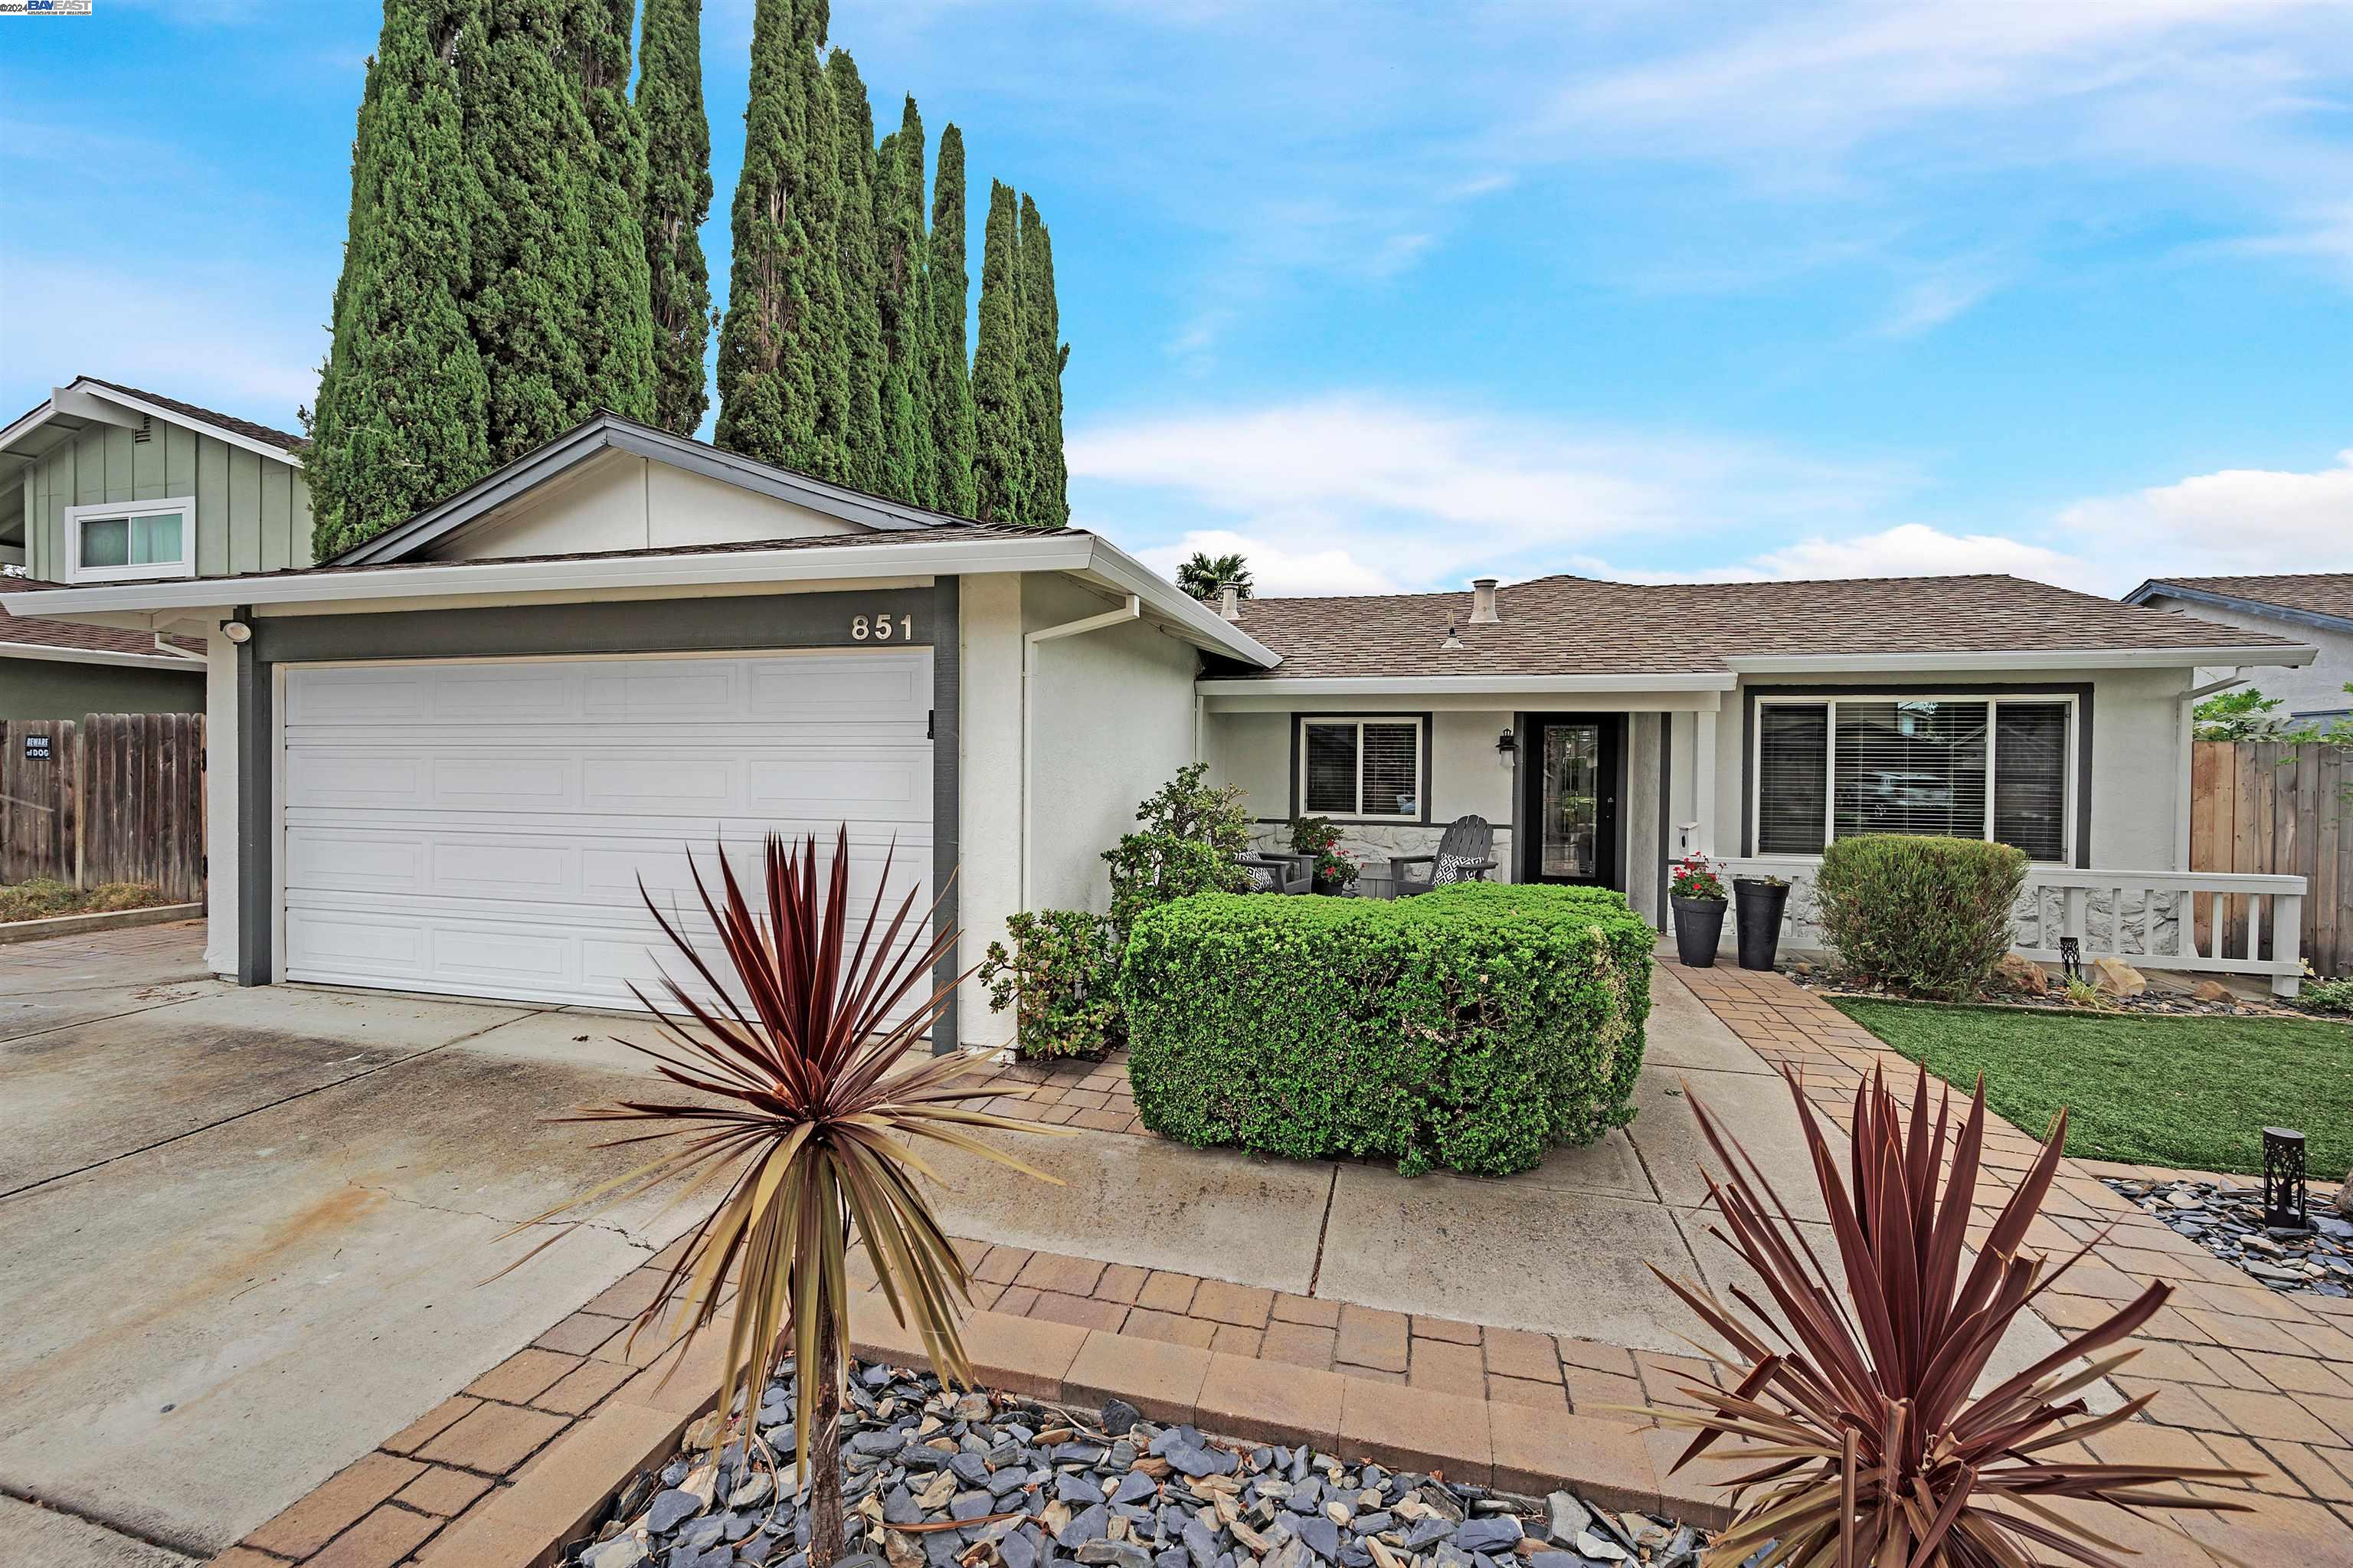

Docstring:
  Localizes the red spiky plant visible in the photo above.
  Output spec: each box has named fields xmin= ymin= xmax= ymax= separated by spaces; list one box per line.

xmin=1654 ymin=1064 xmax=2250 ymax=1567
xmin=509 ymin=830 xmax=1065 ymax=1567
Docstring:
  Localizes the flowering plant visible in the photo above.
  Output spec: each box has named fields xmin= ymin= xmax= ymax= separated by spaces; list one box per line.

xmin=1670 ymin=853 xmax=1726 ymax=901
xmin=1289 ymin=816 xmax=1360 ymax=890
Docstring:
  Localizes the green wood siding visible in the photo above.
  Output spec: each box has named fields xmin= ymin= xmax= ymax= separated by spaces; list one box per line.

xmin=21 ymin=421 xmax=311 ymax=584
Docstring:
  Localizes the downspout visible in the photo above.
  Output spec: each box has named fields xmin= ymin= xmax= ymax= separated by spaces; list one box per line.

xmin=1020 ymin=594 xmax=1141 ymax=910
xmin=2176 ymin=669 xmax=2247 ymax=869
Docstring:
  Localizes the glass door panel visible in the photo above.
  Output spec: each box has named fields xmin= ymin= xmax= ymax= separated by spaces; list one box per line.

xmin=1541 ymin=722 xmax=1601 ymax=880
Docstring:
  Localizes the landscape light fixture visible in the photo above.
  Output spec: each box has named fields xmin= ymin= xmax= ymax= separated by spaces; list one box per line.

xmin=2057 ymin=937 xmax=2082 ymax=985
xmin=2263 ymin=1127 xmax=2309 ymax=1234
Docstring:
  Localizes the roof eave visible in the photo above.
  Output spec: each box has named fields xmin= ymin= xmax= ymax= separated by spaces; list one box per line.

xmin=0 ymin=379 xmax=304 ymax=469
xmin=2122 ymin=580 xmax=2353 ymax=639
xmin=1724 ymin=645 xmax=2319 ymax=674
xmin=0 ymin=532 xmax=1281 ymax=669
xmin=1195 ymin=672 xmax=1736 ymax=696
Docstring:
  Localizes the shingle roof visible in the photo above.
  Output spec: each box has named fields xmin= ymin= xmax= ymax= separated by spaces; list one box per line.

xmin=0 ymin=606 xmax=206 ymax=660
xmin=82 ymin=379 xmax=306 ymax=453
xmin=1226 ymin=572 xmax=2308 ymax=679
xmin=2136 ymin=573 xmax=2353 ymax=626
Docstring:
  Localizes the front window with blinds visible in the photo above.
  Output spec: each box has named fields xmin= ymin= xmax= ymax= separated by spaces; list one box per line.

xmin=1752 ymin=696 xmax=2075 ymax=862
xmin=1299 ymin=717 xmax=1423 ymax=820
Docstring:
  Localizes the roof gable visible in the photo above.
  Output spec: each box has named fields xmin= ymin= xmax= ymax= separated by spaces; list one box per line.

xmin=330 ymin=413 xmax=963 ymax=565
xmin=2124 ymin=574 xmax=2353 ymax=636
xmin=0 ymin=378 xmax=304 ymax=471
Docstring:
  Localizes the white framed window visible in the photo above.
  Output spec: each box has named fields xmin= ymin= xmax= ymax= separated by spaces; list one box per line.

xmin=63 ymin=496 xmax=197 ymax=583
xmin=1752 ymin=693 xmax=2077 ymax=863
xmin=1298 ymin=715 xmax=1424 ymax=820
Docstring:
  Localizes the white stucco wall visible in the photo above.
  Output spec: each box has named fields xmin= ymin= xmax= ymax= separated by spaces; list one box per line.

xmin=1022 ymin=574 xmax=1204 ymax=916
xmin=952 ymin=572 xmax=1204 ymax=1049
xmin=1699 ymin=668 xmax=2197 ymax=872
xmin=2135 ymin=592 xmax=2351 ymax=719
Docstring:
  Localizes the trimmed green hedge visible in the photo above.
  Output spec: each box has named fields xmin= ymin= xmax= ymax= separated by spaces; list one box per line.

xmin=1120 ymin=882 xmax=1654 ymax=1176
xmin=1814 ymin=833 xmax=2027 ymax=1001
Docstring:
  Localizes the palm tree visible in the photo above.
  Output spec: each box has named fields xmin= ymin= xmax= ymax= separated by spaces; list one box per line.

xmin=511 ymin=830 xmax=1066 ymax=1567
xmin=1175 ymin=550 xmax=1252 ymax=601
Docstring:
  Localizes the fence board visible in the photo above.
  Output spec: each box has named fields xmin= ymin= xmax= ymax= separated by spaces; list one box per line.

xmin=0 ymin=713 xmax=205 ymax=903
xmin=2191 ymin=740 xmax=2353 ymax=979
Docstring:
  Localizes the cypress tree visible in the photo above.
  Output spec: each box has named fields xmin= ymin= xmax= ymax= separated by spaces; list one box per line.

xmin=714 ymin=0 xmax=839 ymax=475
xmin=825 ymin=51 xmax=887 ymax=495
xmin=636 ymin=0 xmax=714 ymax=436
xmin=1016 ymin=193 xmax=1069 ymax=529
xmin=874 ymin=97 xmax=938 ymax=508
xmin=926 ymin=125 xmax=978 ymax=516
xmin=307 ymin=0 xmax=493 ymax=558
xmin=470 ymin=0 xmax=657 ymax=464
xmin=970 ymin=178 xmax=1028 ymax=525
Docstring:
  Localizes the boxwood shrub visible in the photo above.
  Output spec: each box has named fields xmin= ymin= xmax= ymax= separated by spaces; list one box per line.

xmin=1119 ymin=882 xmax=1654 ymax=1177
xmin=1813 ymin=833 xmax=2028 ymax=1000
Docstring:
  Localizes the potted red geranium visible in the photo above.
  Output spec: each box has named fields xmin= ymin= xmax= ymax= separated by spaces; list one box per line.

xmin=1669 ymin=853 xmax=1727 ymax=966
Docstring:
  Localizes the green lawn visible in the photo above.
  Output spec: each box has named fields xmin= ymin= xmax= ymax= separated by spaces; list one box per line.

xmin=1830 ymin=999 xmax=2353 ymax=1177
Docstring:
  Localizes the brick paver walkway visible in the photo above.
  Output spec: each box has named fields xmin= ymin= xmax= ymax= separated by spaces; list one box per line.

xmin=214 ymin=961 xmax=2353 ymax=1567
xmin=1668 ymin=959 xmax=2353 ymax=1565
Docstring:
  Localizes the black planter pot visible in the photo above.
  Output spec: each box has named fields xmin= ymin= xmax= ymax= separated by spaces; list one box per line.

xmin=1734 ymin=878 xmax=1792 ymax=971
xmin=1671 ymin=895 xmax=1726 ymax=967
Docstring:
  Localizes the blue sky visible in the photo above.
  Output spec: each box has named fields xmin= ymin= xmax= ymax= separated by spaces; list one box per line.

xmin=6 ymin=0 xmax=2353 ymax=597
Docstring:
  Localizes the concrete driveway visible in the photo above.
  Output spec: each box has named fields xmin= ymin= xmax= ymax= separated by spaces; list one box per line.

xmin=0 ymin=924 xmax=688 ymax=1563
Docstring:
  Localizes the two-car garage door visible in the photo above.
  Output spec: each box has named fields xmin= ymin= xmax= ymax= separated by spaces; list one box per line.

xmin=280 ymin=649 xmax=932 ymax=1009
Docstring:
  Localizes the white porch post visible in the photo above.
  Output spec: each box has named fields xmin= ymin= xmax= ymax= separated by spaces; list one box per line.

xmin=1694 ymin=708 xmax=1719 ymax=857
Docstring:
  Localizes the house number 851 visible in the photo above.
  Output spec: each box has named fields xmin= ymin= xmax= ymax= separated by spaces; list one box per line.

xmin=851 ymin=613 xmax=913 ymax=641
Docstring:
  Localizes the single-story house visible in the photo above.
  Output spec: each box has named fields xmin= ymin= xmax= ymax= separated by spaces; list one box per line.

xmin=4 ymin=406 xmax=2322 ymax=1039
xmin=1 ymin=378 xmax=310 ymax=719
xmin=2123 ymin=574 xmax=2353 ymax=722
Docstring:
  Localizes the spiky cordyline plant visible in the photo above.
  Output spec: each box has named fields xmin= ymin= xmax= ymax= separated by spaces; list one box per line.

xmin=509 ymin=829 xmax=1066 ymax=1568
xmin=1654 ymin=1065 xmax=2249 ymax=1568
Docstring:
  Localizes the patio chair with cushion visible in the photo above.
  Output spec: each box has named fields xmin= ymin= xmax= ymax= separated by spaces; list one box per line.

xmin=1238 ymin=852 xmax=1314 ymax=894
xmin=1392 ymin=815 xmax=1497 ymax=897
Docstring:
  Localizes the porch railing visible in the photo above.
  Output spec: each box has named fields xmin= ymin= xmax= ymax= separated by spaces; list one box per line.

xmin=1714 ymin=856 xmax=2306 ymax=998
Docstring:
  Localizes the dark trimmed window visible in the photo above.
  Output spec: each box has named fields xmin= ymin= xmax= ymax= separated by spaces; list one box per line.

xmin=1752 ymin=696 xmax=2073 ymax=861
xmin=1299 ymin=718 xmax=1422 ymax=820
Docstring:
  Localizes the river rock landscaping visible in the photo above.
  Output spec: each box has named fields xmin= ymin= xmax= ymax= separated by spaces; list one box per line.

xmin=2103 ymin=1175 xmax=2353 ymax=1296
xmin=569 ymin=1360 xmax=1718 ymax=1568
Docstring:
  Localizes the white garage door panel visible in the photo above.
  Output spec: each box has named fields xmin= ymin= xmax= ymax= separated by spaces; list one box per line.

xmin=281 ymin=650 xmax=934 ymax=1008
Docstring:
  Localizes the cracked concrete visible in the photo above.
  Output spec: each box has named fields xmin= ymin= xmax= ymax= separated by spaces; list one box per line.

xmin=0 ymin=925 xmax=692 ymax=1558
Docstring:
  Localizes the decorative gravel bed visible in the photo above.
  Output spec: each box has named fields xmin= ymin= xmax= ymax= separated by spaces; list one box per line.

xmin=2103 ymin=1176 xmax=2353 ymax=1296
xmin=570 ymin=1360 xmax=1720 ymax=1568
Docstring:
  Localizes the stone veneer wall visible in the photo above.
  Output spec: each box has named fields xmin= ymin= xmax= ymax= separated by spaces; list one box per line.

xmin=1252 ymin=823 xmax=1517 ymax=883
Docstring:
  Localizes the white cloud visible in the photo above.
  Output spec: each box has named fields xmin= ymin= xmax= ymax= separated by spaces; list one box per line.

xmin=1876 ymin=269 xmax=1999 ymax=339
xmin=1069 ymin=394 xmax=1910 ymax=593
xmin=2059 ymin=450 xmax=2353 ymax=584
xmin=1135 ymin=529 xmax=1402 ymax=598
xmin=1620 ymin=524 xmax=2098 ymax=591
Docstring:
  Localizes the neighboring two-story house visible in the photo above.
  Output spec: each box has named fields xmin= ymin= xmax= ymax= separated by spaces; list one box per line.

xmin=0 ymin=378 xmax=310 ymax=719
xmin=2124 ymin=574 xmax=2353 ymax=722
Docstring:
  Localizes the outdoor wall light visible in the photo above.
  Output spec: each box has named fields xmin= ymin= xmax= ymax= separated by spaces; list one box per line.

xmin=2263 ymin=1126 xmax=2310 ymax=1233
xmin=1496 ymin=727 xmax=1516 ymax=758
xmin=221 ymin=620 xmax=252 ymax=644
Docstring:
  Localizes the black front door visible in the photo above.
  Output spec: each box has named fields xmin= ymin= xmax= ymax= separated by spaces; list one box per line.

xmin=1519 ymin=714 xmax=1620 ymax=888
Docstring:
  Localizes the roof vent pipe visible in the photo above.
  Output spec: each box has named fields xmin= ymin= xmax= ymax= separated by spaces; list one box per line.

xmin=1469 ymin=577 xmax=1500 ymax=624
xmin=1218 ymin=583 xmax=1240 ymax=621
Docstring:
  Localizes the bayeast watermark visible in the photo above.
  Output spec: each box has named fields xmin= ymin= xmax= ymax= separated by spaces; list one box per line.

xmin=0 ymin=1 xmax=97 ymax=14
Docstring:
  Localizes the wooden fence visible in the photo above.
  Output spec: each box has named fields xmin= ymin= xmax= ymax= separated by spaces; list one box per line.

xmin=2190 ymin=740 xmax=2351 ymax=979
xmin=0 ymin=714 xmax=206 ymax=904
